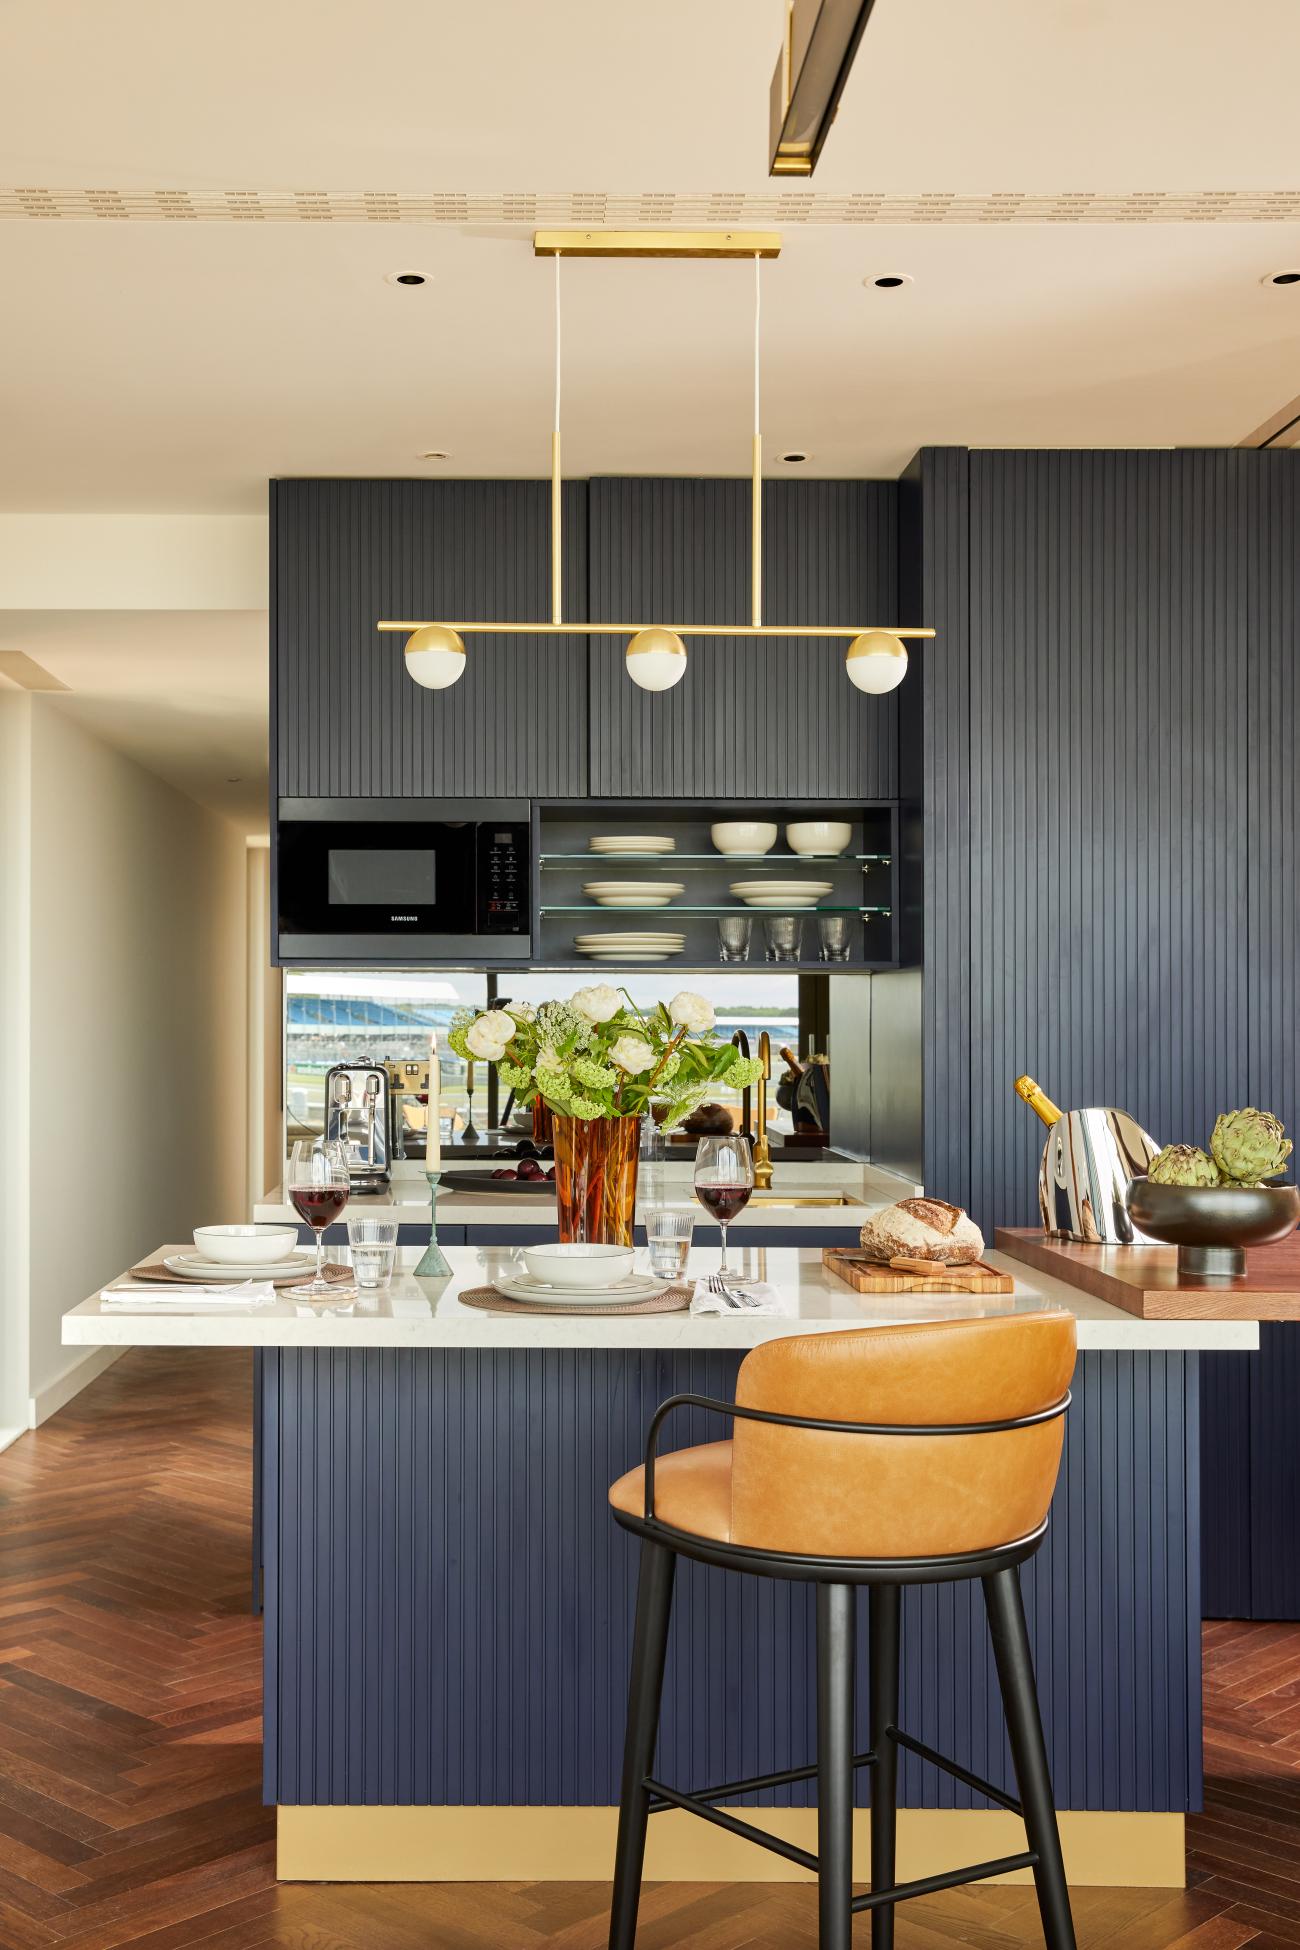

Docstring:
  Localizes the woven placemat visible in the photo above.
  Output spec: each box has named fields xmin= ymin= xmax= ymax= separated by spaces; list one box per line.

xmin=130 ymin=1259 xmax=353 ymax=1288
xmin=458 ymin=1282 xmax=692 ymax=1317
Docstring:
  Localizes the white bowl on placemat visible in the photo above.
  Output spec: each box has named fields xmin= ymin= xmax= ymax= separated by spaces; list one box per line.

xmin=523 ymin=1243 xmax=634 ymax=1286
xmin=193 ymin=1223 xmax=298 ymax=1264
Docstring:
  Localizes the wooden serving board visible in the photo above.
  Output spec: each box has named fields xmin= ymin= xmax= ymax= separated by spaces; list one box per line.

xmin=823 ymin=1248 xmax=1014 ymax=1295
xmin=997 ymin=1227 xmax=1300 ymax=1320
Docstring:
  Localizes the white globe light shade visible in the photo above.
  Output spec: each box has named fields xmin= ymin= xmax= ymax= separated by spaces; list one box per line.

xmin=404 ymin=625 xmax=467 ymax=689
xmin=845 ymin=630 xmax=908 ymax=694
xmin=625 ymin=627 xmax=688 ymax=692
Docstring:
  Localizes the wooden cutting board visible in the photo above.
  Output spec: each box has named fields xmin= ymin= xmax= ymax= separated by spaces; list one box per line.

xmin=823 ymin=1248 xmax=1014 ymax=1295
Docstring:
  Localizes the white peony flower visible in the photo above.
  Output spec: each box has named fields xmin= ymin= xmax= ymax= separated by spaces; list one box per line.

xmin=465 ymin=1009 xmax=516 ymax=1060
xmin=536 ymin=1044 xmax=561 ymax=1072
xmin=608 ymin=1034 xmax=656 ymax=1075
xmin=668 ymin=990 xmax=715 ymax=1035
xmin=569 ymin=983 xmax=622 ymax=1022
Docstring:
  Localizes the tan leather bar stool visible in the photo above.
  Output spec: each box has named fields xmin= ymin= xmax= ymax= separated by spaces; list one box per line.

xmin=606 ymin=1312 xmax=1078 ymax=1949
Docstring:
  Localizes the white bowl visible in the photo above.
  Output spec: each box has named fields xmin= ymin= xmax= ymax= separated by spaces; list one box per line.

xmin=711 ymin=821 xmax=778 ymax=856
xmin=522 ymin=1242 xmax=635 ymax=1288
xmin=785 ymin=821 xmax=853 ymax=857
xmin=193 ymin=1222 xmax=299 ymax=1265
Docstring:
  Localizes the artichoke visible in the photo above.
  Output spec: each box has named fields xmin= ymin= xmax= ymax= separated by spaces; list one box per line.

xmin=1147 ymin=1144 xmax=1221 ymax=1188
xmin=1210 ymin=1108 xmax=1293 ymax=1185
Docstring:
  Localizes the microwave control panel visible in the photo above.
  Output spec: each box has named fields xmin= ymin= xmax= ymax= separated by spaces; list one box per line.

xmin=476 ymin=822 xmax=530 ymax=935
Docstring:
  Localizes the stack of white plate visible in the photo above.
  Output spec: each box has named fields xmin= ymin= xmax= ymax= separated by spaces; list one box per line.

xmin=588 ymin=834 xmax=675 ymax=856
xmin=574 ymin=931 xmax=685 ymax=962
xmin=492 ymin=1269 xmax=668 ymax=1306
xmin=582 ymin=880 xmax=684 ymax=908
xmin=163 ymin=1248 xmax=316 ymax=1285
xmin=730 ymin=880 xmax=834 ymax=910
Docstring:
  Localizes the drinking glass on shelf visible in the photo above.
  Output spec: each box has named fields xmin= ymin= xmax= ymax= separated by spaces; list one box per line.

xmin=693 ymin=1135 xmax=755 ymax=1281
xmin=716 ymin=915 xmax=753 ymax=963
xmin=763 ymin=914 xmax=805 ymax=963
xmin=646 ymin=1206 xmax=696 ymax=1281
xmin=815 ymin=914 xmax=852 ymax=962
xmin=346 ymin=1214 xmax=400 ymax=1290
xmin=288 ymin=1138 xmax=351 ymax=1297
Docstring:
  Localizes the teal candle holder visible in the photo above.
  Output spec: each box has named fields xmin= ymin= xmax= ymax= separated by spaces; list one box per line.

xmin=414 ymin=1169 xmax=451 ymax=1278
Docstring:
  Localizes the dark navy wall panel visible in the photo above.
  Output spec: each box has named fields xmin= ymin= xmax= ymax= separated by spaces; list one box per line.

xmin=262 ymin=1347 xmax=1200 ymax=1812
xmin=272 ymin=479 xmax=590 ymax=798
xmin=586 ymin=478 xmax=898 ymax=799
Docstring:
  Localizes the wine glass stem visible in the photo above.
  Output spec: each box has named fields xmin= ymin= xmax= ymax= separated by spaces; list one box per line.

xmin=719 ymin=1222 xmax=729 ymax=1275
xmin=315 ymin=1226 xmax=326 ymax=1282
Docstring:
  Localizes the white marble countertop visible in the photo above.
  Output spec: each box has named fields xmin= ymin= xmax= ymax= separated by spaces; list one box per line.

xmin=63 ymin=1244 xmax=1259 ymax=1353
xmin=254 ymin=1158 xmax=920 ymax=1230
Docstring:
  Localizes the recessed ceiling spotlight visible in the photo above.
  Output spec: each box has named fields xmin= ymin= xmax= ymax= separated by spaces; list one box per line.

xmin=385 ymin=270 xmax=431 ymax=287
xmin=1264 ymin=269 xmax=1300 ymax=286
xmin=418 ymin=450 xmax=452 ymax=461
xmin=866 ymin=273 xmax=912 ymax=289
xmin=778 ymin=450 xmax=811 ymax=464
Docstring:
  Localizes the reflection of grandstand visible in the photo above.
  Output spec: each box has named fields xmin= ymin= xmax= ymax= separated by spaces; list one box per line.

xmin=286 ymin=992 xmax=457 ymax=1066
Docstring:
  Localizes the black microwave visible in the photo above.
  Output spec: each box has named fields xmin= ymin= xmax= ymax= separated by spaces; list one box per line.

xmin=276 ymin=798 xmax=532 ymax=962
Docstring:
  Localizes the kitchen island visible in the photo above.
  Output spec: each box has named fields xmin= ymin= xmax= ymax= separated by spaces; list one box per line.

xmin=64 ymin=1246 xmax=1249 ymax=1890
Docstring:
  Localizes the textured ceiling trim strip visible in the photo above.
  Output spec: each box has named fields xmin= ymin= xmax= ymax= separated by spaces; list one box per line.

xmin=3 ymin=186 xmax=1300 ymax=225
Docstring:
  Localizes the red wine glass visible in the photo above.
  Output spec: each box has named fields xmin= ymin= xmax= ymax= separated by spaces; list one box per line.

xmin=289 ymin=1138 xmax=351 ymax=1296
xmin=693 ymin=1134 xmax=755 ymax=1282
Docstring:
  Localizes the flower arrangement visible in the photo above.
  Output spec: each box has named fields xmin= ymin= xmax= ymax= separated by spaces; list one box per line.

xmin=447 ymin=985 xmax=765 ymax=1127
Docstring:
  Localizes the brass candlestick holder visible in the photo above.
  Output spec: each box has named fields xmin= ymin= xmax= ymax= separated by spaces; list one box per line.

xmin=753 ymin=1032 xmax=774 ymax=1190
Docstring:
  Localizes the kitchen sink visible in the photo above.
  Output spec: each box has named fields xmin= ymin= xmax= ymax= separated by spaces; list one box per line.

xmin=747 ymin=1192 xmax=862 ymax=1208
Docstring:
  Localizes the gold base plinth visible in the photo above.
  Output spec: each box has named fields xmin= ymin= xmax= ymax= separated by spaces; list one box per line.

xmin=277 ymin=1805 xmax=1184 ymax=1889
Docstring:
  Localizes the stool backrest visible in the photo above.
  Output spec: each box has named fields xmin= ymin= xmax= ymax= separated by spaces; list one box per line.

xmin=730 ymin=1312 xmax=1076 ymax=1560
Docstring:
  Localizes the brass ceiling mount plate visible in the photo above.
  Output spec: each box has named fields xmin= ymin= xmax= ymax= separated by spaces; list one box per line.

xmin=533 ymin=228 xmax=781 ymax=260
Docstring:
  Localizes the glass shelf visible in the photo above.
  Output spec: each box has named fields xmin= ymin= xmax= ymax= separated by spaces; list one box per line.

xmin=540 ymin=904 xmax=891 ymax=917
xmin=540 ymin=853 xmax=890 ymax=868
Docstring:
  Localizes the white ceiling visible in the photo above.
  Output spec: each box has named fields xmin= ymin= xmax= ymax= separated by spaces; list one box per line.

xmin=0 ymin=612 xmax=269 ymax=827
xmin=1 ymin=0 xmax=1298 ymax=828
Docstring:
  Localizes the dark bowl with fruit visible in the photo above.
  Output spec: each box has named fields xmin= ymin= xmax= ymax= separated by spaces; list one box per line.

xmin=438 ymin=1160 xmax=558 ymax=1197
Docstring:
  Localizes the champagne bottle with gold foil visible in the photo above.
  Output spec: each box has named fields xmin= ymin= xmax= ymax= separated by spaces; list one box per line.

xmin=1015 ymin=1075 xmax=1064 ymax=1127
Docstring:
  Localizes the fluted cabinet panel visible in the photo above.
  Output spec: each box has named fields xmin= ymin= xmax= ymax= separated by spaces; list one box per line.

xmin=262 ymin=1348 xmax=1200 ymax=1812
xmin=273 ymin=479 xmax=589 ymax=797
xmin=587 ymin=478 xmax=898 ymax=798
xmin=922 ymin=450 xmax=1255 ymax=1230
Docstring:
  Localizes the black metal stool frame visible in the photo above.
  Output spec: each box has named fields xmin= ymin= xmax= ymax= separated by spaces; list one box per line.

xmin=609 ymin=1389 xmax=1077 ymax=1950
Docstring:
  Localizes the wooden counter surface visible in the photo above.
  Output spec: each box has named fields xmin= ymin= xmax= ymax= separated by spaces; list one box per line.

xmin=996 ymin=1227 xmax=1300 ymax=1320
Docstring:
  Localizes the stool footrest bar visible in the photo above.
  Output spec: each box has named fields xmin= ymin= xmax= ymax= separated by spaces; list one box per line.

xmin=890 ymin=1725 xmax=1024 ymax=1815
xmin=642 ymin=1778 xmax=820 ymax=1872
xmin=647 ymin=1749 xmax=875 ymax=1813
xmin=851 ymin=1849 xmax=1039 ymax=1912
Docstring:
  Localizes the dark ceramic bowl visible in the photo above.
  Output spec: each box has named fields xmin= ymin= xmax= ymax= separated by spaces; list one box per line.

xmin=1126 ymin=1180 xmax=1300 ymax=1278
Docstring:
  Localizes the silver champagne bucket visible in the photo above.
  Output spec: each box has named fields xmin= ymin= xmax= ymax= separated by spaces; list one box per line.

xmin=1038 ymin=1108 xmax=1161 ymax=1244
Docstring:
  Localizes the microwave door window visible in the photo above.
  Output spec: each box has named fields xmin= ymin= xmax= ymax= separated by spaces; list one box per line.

xmin=327 ymin=848 xmax=437 ymax=909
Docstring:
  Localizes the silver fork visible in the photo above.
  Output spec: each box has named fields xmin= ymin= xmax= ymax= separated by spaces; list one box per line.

xmin=708 ymin=1273 xmax=753 ymax=1310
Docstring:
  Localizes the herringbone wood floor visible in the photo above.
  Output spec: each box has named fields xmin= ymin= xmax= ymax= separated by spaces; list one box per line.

xmin=0 ymin=1350 xmax=1295 ymax=1947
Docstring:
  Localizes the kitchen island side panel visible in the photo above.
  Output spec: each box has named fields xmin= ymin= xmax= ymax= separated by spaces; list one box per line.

xmin=261 ymin=1347 xmax=1200 ymax=1813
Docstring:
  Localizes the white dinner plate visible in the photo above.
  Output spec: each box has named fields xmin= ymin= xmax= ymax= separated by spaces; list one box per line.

xmin=736 ymin=897 xmax=825 ymax=909
xmin=573 ymin=934 xmax=685 ymax=945
xmin=164 ymin=1250 xmax=316 ymax=1283
xmin=492 ymin=1270 xmax=669 ymax=1306
xmin=588 ymin=836 xmax=675 ymax=851
xmin=729 ymin=881 xmax=833 ymax=896
xmin=579 ymin=950 xmax=679 ymax=961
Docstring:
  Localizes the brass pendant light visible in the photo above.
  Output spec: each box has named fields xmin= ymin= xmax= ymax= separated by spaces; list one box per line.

xmin=384 ymin=229 xmax=931 ymax=691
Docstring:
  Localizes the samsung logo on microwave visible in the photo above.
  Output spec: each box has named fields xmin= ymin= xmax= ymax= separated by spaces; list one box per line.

xmin=390 ymin=913 xmax=419 ymax=923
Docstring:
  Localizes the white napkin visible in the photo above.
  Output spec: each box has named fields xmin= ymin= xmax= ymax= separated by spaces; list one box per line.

xmin=690 ymin=1279 xmax=796 ymax=1316
xmin=100 ymin=1281 xmax=277 ymax=1309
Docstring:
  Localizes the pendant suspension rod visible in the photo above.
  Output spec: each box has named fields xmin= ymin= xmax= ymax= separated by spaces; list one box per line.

xmin=752 ymin=253 xmax=762 ymax=629
xmin=551 ymin=251 xmax=563 ymax=626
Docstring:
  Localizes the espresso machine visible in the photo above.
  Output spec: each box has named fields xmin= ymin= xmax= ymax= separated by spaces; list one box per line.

xmin=324 ymin=1059 xmax=391 ymax=1193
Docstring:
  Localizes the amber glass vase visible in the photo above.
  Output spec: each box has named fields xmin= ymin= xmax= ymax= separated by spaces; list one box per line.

xmin=552 ymin=1114 xmax=640 ymax=1246
xmin=532 ymin=1097 xmax=555 ymax=1147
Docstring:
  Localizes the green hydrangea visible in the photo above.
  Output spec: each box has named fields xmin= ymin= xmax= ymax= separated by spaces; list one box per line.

xmin=728 ymin=1056 xmax=765 ymax=1091
xmin=656 ymin=1051 xmax=681 ymax=1083
xmin=571 ymin=1054 xmax=617 ymax=1090
xmin=568 ymin=1093 xmax=607 ymax=1120
xmin=497 ymin=1060 xmax=532 ymax=1092
xmin=447 ymin=1023 xmax=473 ymax=1061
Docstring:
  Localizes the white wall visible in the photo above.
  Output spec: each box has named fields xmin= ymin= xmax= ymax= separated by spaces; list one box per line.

xmin=0 ymin=695 xmax=32 ymax=1446
xmin=13 ymin=701 xmax=248 ymax=1422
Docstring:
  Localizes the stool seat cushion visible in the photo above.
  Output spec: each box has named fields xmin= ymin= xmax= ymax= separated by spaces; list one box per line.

xmin=610 ymin=1441 xmax=734 ymax=1542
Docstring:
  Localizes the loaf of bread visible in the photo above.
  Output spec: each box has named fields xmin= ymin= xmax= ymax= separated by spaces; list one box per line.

xmin=858 ymin=1198 xmax=985 ymax=1266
